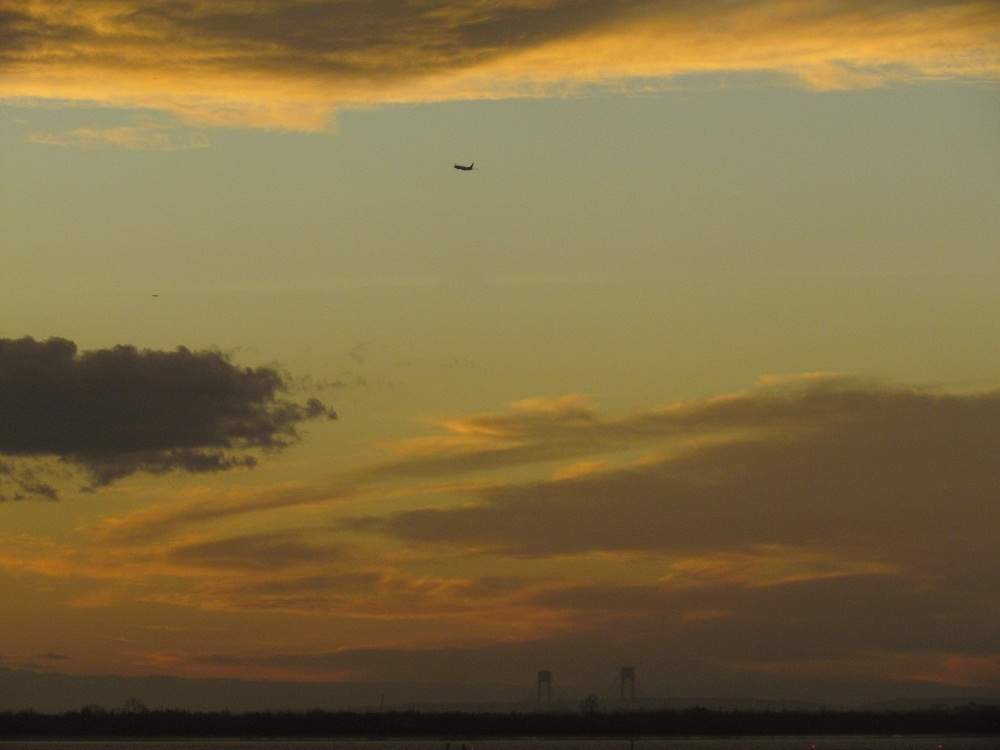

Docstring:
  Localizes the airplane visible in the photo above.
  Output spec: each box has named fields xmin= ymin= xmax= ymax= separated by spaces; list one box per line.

xmin=453 ymin=162 xmax=475 ymax=171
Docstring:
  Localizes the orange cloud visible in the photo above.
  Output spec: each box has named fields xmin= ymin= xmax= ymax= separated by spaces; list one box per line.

xmin=28 ymin=118 xmax=209 ymax=150
xmin=658 ymin=546 xmax=899 ymax=590
xmin=2 ymin=1 xmax=997 ymax=129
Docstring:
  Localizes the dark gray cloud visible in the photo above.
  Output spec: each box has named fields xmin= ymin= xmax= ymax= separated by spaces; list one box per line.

xmin=526 ymin=575 xmax=1000 ymax=662
xmin=166 ymin=532 xmax=345 ymax=571
xmin=0 ymin=6 xmax=95 ymax=60
xmin=198 ymin=636 xmax=583 ymax=684
xmin=236 ymin=572 xmax=383 ymax=597
xmin=36 ymin=652 xmax=69 ymax=661
xmin=327 ymin=378 xmax=1000 ymax=694
xmin=358 ymin=376 xmax=924 ymax=482
xmin=1 ymin=0 xmax=669 ymax=79
xmin=348 ymin=379 xmax=1000 ymax=567
xmin=0 ymin=460 xmax=58 ymax=501
xmin=0 ymin=337 xmax=335 ymax=498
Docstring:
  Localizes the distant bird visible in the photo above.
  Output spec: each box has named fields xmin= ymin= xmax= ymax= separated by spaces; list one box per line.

xmin=453 ymin=162 xmax=475 ymax=171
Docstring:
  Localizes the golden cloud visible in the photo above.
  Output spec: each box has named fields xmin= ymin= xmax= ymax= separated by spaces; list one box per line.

xmin=28 ymin=118 xmax=209 ymax=150
xmin=1 ymin=1 xmax=997 ymax=129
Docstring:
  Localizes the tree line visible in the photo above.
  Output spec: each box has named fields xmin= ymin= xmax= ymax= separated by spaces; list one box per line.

xmin=0 ymin=704 xmax=998 ymax=738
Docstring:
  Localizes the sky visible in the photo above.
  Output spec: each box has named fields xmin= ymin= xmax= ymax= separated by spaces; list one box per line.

xmin=1 ymin=0 xmax=1000 ymax=709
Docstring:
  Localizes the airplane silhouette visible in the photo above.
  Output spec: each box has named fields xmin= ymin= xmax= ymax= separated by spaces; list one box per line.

xmin=454 ymin=162 xmax=475 ymax=171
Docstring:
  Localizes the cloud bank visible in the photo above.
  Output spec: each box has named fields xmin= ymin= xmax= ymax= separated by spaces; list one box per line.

xmin=5 ymin=374 xmax=1000 ymax=697
xmin=0 ymin=336 xmax=335 ymax=498
xmin=2 ymin=0 xmax=997 ymax=129
xmin=353 ymin=376 xmax=1000 ymax=571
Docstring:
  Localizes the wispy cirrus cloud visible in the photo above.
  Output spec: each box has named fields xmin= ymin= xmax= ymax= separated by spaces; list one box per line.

xmin=164 ymin=531 xmax=347 ymax=573
xmin=28 ymin=119 xmax=208 ymax=150
xmin=349 ymin=376 xmax=1000 ymax=567
xmin=360 ymin=375 xmax=859 ymax=481
xmin=1 ymin=1 xmax=997 ymax=129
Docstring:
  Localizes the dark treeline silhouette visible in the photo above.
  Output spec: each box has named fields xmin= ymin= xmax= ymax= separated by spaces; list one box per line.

xmin=1 ymin=705 xmax=998 ymax=738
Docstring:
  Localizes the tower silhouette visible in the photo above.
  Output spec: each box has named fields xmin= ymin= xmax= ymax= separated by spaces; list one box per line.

xmin=620 ymin=666 xmax=636 ymax=701
xmin=537 ymin=670 xmax=552 ymax=703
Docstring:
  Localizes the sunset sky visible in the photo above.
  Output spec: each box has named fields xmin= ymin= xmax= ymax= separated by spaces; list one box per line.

xmin=2 ymin=0 xmax=1000 ymax=708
